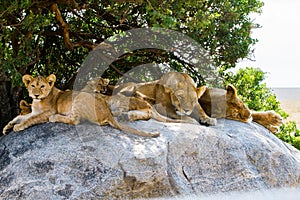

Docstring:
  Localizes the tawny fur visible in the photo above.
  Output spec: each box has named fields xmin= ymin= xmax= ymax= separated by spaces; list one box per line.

xmin=3 ymin=74 xmax=159 ymax=137
xmin=112 ymin=72 xmax=217 ymax=125
xmin=199 ymin=87 xmax=282 ymax=133
xmin=11 ymin=73 xmax=283 ymax=134
xmin=81 ymin=77 xmax=185 ymax=123
xmin=19 ymin=100 xmax=31 ymax=115
xmin=251 ymin=110 xmax=283 ymax=133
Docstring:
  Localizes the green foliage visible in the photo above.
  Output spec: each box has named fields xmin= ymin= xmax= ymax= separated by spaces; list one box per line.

xmin=225 ymin=67 xmax=300 ymax=150
xmin=143 ymin=0 xmax=263 ymax=70
xmin=0 ymin=0 xmax=263 ymax=87
xmin=277 ymin=122 xmax=300 ymax=150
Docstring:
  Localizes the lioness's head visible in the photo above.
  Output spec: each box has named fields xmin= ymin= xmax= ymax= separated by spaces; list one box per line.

xmin=199 ymin=84 xmax=251 ymax=122
xmin=159 ymin=72 xmax=202 ymax=116
xmin=85 ymin=77 xmax=110 ymax=94
xmin=167 ymin=82 xmax=202 ymax=116
xmin=224 ymin=85 xmax=251 ymax=122
xmin=22 ymin=74 xmax=56 ymax=101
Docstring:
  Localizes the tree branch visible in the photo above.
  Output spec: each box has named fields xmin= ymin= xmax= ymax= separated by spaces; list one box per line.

xmin=51 ymin=3 xmax=73 ymax=50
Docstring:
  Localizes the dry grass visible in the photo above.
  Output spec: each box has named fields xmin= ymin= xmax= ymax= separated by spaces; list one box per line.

xmin=280 ymin=100 xmax=300 ymax=128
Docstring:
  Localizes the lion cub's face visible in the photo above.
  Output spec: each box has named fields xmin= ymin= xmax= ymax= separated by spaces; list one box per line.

xmin=22 ymin=74 xmax=56 ymax=101
xmin=86 ymin=77 xmax=110 ymax=93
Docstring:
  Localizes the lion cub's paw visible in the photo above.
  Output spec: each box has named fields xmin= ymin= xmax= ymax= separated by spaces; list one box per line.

xmin=201 ymin=117 xmax=217 ymax=126
xmin=49 ymin=115 xmax=58 ymax=123
xmin=2 ymin=122 xmax=13 ymax=134
xmin=13 ymin=124 xmax=25 ymax=132
xmin=2 ymin=128 xmax=7 ymax=135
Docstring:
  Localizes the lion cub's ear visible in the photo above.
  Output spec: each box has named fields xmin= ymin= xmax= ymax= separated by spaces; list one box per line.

xmin=20 ymin=100 xmax=30 ymax=108
xmin=102 ymin=78 xmax=110 ymax=86
xmin=22 ymin=75 xmax=34 ymax=87
xmin=226 ymin=84 xmax=237 ymax=97
xmin=47 ymin=74 xmax=56 ymax=87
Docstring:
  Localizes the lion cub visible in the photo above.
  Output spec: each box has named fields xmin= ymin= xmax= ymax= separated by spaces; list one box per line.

xmin=3 ymin=74 xmax=159 ymax=137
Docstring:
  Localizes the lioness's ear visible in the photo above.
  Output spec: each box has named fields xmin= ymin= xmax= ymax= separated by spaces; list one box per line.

xmin=47 ymin=74 xmax=56 ymax=87
xmin=161 ymin=85 xmax=172 ymax=93
xmin=196 ymin=86 xmax=207 ymax=98
xmin=227 ymin=84 xmax=237 ymax=96
xmin=22 ymin=75 xmax=33 ymax=87
xmin=19 ymin=100 xmax=29 ymax=107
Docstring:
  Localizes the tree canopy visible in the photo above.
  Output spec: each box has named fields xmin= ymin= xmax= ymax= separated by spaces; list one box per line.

xmin=0 ymin=0 xmax=263 ymax=129
xmin=1 ymin=0 xmax=263 ymax=85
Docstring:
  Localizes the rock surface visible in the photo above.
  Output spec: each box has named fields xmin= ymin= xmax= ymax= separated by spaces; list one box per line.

xmin=1 ymin=119 xmax=300 ymax=199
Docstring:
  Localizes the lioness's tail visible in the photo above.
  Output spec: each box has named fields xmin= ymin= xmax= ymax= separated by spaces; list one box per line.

xmin=151 ymin=107 xmax=180 ymax=123
xmin=151 ymin=107 xmax=198 ymax=124
xmin=108 ymin=118 xmax=160 ymax=138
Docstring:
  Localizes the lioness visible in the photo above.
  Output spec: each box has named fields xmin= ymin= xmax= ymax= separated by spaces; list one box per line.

xmin=155 ymin=72 xmax=217 ymax=125
xmin=113 ymin=72 xmax=217 ymax=125
xmin=199 ymin=85 xmax=251 ymax=122
xmin=199 ymin=87 xmax=283 ymax=133
xmin=81 ymin=77 xmax=184 ymax=123
xmin=97 ymin=73 xmax=282 ymax=133
xmin=3 ymin=74 xmax=159 ymax=137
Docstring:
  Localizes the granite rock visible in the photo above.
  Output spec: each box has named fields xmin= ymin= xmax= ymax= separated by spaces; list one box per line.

xmin=1 ymin=119 xmax=300 ymax=199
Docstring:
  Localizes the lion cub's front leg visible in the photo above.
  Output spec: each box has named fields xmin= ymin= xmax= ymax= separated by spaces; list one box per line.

xmin=106 ymin=95 xmax=153 ymax=122
xmin=13 ymin=111 xmax=54 ymax=132
xmin=49 ymin=113 xmax=80 ymax=125
xmin=3 ymin=115 xmax=28 ymax=134
xmin=2 ymin=100 xmax=33 ymax=134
